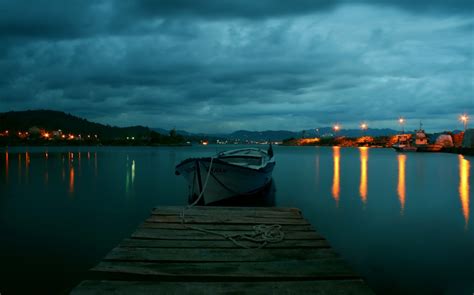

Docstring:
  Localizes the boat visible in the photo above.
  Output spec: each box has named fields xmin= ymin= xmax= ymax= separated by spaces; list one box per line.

xmin=412 ymin=123 xmax=443 ymax=152
xmin=175 ymin=145 xmax=276 ymax=205
xmin=393 ymin=122 xmax=444 ymax=153
xmin=392 ymin=134 xmax=417 ymax=152
xmin=417 ymin=144 xmax=443 ymax=152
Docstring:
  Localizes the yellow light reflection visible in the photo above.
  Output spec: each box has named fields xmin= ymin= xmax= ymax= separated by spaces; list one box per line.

xmin=332 ymin=146 xmax=340 ymax=206
xmin=397 ymin=154 xmax=406 ymax=215
xmin=359 ymin=147 xmax=368 ymax=204
xmin=459 ymin=155 xmax=470 ymax=228
xmin=25 ymin=152 xmax=30 ymax=167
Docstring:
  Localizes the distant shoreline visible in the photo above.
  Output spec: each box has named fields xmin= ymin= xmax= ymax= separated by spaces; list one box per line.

xmin=2 ymin=143 xmax=472 ymax=156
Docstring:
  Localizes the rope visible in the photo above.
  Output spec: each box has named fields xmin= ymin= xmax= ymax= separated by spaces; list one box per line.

xmin=179 ymin=156 xmax=284 ymax=249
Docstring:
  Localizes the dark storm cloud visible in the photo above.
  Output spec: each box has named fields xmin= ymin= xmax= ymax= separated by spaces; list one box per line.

xmin=128 ymin=0 xmax=473 ymax=19
xmin=0 ymin=0 xmax=108 ymax=39
xmin=0 ymin=0 xmax=472 ymax=132
xmin=1 ymin=0 xmax=471 ymax=40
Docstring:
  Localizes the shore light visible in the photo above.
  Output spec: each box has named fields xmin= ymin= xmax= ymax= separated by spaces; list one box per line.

xmin=398 ymin=117 xmax=405 ymax=133
xmin=460 ymin=114 xmax=469 ymax=130
xmin=360 ymin=122 xmax=368 ymax=130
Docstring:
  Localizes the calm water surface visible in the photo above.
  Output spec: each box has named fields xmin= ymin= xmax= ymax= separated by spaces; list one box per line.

xmin=0 ymin=145 xmax=472 ymax=294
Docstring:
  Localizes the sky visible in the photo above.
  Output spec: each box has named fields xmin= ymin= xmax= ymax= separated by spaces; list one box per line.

xmin=0 ymin=0 xmax=473 ymax=133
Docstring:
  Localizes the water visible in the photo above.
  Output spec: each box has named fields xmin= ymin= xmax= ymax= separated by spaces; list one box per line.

xmin=0 ymin=145 xmax=472 ymax=294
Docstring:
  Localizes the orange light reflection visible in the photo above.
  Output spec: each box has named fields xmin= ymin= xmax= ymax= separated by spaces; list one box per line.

xmin=359 ymin=147 xmax=368 ymax=204
xmin=397 ymin=154 xmax=406 ymax=215
xmin=69 ymin=166 xmax=75 ymax=194
xmin=332 ymin=146 xmax=340 ymax=206
xmin=459 ymin=155 xmax=470 ymax=229
xmin=5 ymin=151 xmax=8 ymax=180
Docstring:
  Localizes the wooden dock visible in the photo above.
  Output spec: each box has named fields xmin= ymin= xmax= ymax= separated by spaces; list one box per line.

xmin=72 ymin=206 xmax=374 ymax=294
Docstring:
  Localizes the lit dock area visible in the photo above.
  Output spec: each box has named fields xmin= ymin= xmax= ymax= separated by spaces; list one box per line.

xmin=72 ymin=206 xmax=374 ymax=294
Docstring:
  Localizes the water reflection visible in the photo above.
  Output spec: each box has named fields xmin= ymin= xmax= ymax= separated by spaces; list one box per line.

xmin=25 ymin=152 xmax=30 ymax=183
xmin=94 ymin=152 xmax=98 ymax=176
xmin=332 ymin=146 xmax=340 ymax=205
xmin=125 ymin=157 xmax=136 ymax=195
xmin=18 ymin=153 xmax=22 ymax=184
xmin=359 ymin=147 xmax=368 ymax=204
xmin=5 ymin=151 xmax=8 ymax=181
xmin=397 ymin=154 xmax=406 ymax=215
xmin=132 ymin=160 xmax=136 ymax=185
xmin=44 ymin=152 xmax=48 ymax=184
xmin=315 ymin=153 xmax=320 ymax=188
xmin=69 ymin=166 xmax=75 ymax=194
xmin=459 ymin=155 xmax=470 ymax=228
xmin=69 ymin=153 xmax=75 ymax=194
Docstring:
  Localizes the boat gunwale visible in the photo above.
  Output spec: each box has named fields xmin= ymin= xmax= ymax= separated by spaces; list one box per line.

xmin=175 ymin=157 xmax=275 ymax=174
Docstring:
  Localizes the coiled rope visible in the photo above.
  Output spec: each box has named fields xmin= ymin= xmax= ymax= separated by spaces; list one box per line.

xmin=180 ymin=157 xmax=284 ymax=249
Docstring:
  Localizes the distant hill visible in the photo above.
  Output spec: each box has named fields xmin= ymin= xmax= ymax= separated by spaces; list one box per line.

xmin=225 ymin=130 xmax=297 ymax=141
xmin=151 ymin=127 xmax=401 ymax=142
xmin=1 ymin=110 xmax=402 ymax=142
xmin=301 ymin=127 xmax=399 ymax=138
xmin=215 ymin=128 xmax=399 ymax=141
xmin=0 ymin=110 xmax=150 ymax=139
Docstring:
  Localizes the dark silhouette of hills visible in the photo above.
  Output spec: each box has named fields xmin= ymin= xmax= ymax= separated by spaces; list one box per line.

xmin=1 ymin=109 xmax=401 ymax=143
xmin=218 ymin=128 xmax=399 ymax=141
xmin=0 ymin=110 xmax=150 ymax=139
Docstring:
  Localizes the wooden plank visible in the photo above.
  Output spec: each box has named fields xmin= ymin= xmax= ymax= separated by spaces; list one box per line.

xmin=156 ymin=206 xmax=301 ymax=214
xmin=104 ymin=247 xmax=338 ymax=262
xmin=153 ymin=207 xmax=302 ymax=219
xmin=72 ymin=279 xmax=375 ymax=295
xmin=120 ymin=238 xmax=330 ymax=249
xmin=147 ymin=215 xmax=310 ymax=225
xmin=139 ymin=222 xmax=314 ymax=232
xmin=72 ymin=205 xmax=374 ymax=294
xmin=131 ymin=228 xmax=323 ymax=240
xmin=91 ymin=259 xmax=358 ymax=280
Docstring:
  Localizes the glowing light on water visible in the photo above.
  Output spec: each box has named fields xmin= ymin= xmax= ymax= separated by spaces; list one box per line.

xmin=25 ymin=152 xmax=30 ymax=183
xmin=332 ymin=146 xmax=340 ymax=205
xmin=69 ymin=166 xmax=75 ymax=194
xmin=459 ymin=155 xmax=470 ymax=228
xmin=131 ymin=160 xmax=136 ymax=186
xmin=5 ymin=151 xmax=8 ymax=180
xmin=397 ymin=154 xmax=406 ymax=215
xmin=359 ymin=147 xmax=368 ymax=204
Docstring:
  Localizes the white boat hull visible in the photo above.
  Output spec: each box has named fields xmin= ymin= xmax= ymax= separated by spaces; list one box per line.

xmin=176 ymin=155 xmax=275 ymax=204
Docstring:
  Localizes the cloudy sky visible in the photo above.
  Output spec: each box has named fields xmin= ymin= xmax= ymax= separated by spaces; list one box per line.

xmin=0 ymin=0 xmax=472 ymax=133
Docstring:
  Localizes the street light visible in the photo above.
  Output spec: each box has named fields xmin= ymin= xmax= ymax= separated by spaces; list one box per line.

xmin=360 ymin=122 xmax=368 ymax=145
xmin=398 ymin=117 xmax=405 ymax=133
xmin=333 ymin=124 xmax=341 ymax=135
xmin=460 ymin=114 xmax=469 ymax=131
